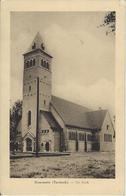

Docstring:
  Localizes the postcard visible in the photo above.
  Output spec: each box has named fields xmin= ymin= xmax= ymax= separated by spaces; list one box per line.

xmin=0 ymin=0 xmax=125 ymax=195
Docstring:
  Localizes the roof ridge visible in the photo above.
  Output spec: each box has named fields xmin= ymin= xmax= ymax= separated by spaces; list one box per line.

xmin=86 ymin=109 xmax=108 ymax=113
xmin=52 ymin=95 xmax=91 ymax=111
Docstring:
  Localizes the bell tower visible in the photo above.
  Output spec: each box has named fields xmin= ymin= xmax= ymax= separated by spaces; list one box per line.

xmin=21 ymin=32 xmax=53 ymax=142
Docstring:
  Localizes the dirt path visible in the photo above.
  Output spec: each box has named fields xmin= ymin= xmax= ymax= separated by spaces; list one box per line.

xmin=10 ymin=152 xmax=115 ymax=178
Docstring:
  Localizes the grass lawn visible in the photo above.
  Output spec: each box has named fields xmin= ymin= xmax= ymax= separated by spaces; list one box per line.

xmin=10 ymin=152 xmax=115 ymax=178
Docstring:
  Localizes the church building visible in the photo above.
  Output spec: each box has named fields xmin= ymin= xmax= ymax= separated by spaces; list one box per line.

xmin=20 ymin=32 xmax=115 ymax=153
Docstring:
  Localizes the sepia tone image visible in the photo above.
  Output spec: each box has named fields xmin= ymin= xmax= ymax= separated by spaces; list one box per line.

xmin=10 ymin=11 xmax=115 ymax=178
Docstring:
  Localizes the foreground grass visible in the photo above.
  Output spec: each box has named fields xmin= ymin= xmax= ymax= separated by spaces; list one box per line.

xmin=10 ymin=152 xmax=115 ymax=178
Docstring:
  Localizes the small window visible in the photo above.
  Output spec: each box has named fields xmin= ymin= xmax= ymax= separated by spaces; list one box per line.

xmin=69 ymin=132 xmax=76 ymax=140
xmin=41 ymin=43 xmax=45 ymax=50
xmin=69 ymin=132 xmax=71 ymax=140
xmin=107 ymin=125 xmax=109 ymax=130
xmin=79 ymin=133 xmax=84 ymax=141
xmin=30 ymin=60 xmax=32 ymax=67
xmin=45 ymin=62 xmax=47 ymax=68
xmin=28 ymin=111 xmax=31 ymax=126
xmin=104 ymin=134 xmax=112 ymax=142
xmin=26 ymin=61 xmax=29 ymax=68
xmin=43 ymin=61 xmax=46 ymax=68
xmin=41 ymin=143 xmax=44 ymax=146
xmin=29 ymin=86 xmax=31 ymax=92
xmin=87 ymin=134 xmax=92 ymax=141
xmin=33 ymin=59 xmax=35 ymax=66
xmin=44 ymin=100 xmax=46 ymax=105
xmin=32 ymin=42 xmax=36 ymax=49
xmin=47 ymin=62 xmax=49 ymax=69
xmin=41 ymin=59 xmax=43 ymax=66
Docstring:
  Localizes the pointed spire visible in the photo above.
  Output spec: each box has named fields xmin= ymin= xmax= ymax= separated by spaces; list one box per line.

xmin=26 ymin=32 xmax=45 ymax=53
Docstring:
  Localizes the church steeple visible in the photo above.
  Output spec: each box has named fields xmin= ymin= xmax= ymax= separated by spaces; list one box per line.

xmin=23 ymin=32 xmax=52 ymax=70
xmin=22 ymin=32 xmax=53 ymax=144
xmin=26 ymin=32 xmax=46 ymax=53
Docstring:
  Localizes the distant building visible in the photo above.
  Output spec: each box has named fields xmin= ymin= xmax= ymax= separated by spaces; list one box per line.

xmin=19 ymin=32 xmax=115 ymax=153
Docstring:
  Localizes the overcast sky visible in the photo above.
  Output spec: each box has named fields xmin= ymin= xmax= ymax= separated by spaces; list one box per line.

xmin=11 ymin=12 xmax=115 ymax=117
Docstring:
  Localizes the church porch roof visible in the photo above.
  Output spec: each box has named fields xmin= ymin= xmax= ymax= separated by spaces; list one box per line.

xmin=41 ymin=111 xmax=62 ymax=131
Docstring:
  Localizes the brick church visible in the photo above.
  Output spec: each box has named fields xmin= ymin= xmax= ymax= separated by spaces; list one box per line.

xmin=19 ymin=32 xmax=115 ymax=153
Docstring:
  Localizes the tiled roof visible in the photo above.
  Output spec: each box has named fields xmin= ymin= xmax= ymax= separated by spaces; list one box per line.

xmin=51 ymin=95 xmax=107 ymax=130
xmin=42 ymin=111 xmax=62 ymax=130
xmin=86 ymin=110 xmax=107 ymax=129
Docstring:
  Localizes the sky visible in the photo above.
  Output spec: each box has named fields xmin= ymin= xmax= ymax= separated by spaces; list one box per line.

xmin=11 ymin=12 xmax=115 ymax=117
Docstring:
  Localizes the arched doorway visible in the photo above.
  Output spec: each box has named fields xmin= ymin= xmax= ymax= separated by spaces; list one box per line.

xmin=45 ymin=142 xmax=49 ymax=152
xmin=41 ymin=143 xmax=44 ymax=152
xmin=26 ymin=138 xmax=32 ymax=151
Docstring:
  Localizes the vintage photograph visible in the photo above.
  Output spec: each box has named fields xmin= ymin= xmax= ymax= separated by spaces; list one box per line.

xmin=10 ymin=11 xmax=115 ymax=178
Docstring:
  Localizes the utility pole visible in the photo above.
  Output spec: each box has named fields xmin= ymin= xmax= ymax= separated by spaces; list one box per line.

xmin=36 ymin=77 xmax=39 ymax=157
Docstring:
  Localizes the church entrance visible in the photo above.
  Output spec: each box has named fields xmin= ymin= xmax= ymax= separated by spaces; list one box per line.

xmin=26 ymin=138 xmax=32 ymax=151
xmin=45 ymin=142 xmax=49 ymax=151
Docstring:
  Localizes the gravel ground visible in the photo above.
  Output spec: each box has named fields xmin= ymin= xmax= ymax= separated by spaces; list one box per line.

xmin=10 ymin=152 xmax=115 ymax=178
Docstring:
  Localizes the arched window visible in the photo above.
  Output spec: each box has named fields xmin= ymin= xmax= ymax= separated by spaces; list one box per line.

xmin=29 ymin=85 xmax=31 ymax=92
xmin=45 ymin=62 xmax=47 ymax=68
xmin=33 ymin=59 xmax=35 ymax=66
xmin=41 ymin=43 xmax=45 ymax=50
xmin=41 ymin=59 xmax=43 ymax=66
xmin=45 ymin=142 xmax=49 ymax=151
xmin=30 ymin=60 xmax=32 ymax=67
xmin=28 ymin=111 xmax=31 ymax=126
xmin=32 ymin=42 xmax=36 ymax=49
xmin=106 ymin=125 xmax=109 ymax=130
xmin=26 ymin=61 xmax=29 ymax=68
xmin=43 ymin=61 xmax=46 ymax=68
xmin=47 ymin=62 xmax=49 ymax=69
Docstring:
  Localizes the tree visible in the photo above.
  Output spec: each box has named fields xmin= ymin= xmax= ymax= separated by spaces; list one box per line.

xmin=100 ymin=11 xmax=116 ymax=35
xmin=10 ymin=100 xmax=22 ymax=153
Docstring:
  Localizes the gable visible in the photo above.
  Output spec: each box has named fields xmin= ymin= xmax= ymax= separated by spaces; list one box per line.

xmin=23 ymin=131 xmax=35 ymax=140
xmin=101 ymin=111 xmax=115 ymax=134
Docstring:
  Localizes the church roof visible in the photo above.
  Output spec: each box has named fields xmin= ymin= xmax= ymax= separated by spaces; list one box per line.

xmin=26 ymin=32 xmax=43 ymax=53
xmin=42 ymin=111 xmax=62 ymax=130
xmin=86 ymin=110 xmax=107 ymax=129
xmin=51 ymin=95 xmax=107 ymax=130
